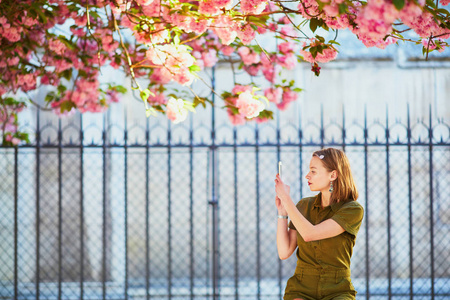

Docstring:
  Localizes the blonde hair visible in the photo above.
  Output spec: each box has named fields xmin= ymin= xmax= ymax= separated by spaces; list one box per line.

xmin=312 ymin=148 xmax=358 ymax=204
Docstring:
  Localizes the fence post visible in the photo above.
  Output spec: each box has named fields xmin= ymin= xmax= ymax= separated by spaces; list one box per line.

xmin=209 ymin=66 xmax=220 ymax=300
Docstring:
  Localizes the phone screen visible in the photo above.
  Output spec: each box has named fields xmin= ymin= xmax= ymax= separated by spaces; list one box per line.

xmin=278 ymin=161 xmax=282 ymax=179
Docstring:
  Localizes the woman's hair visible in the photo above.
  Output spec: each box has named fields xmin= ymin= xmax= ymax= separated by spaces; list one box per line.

xmin=312 ymin=148 xmax=358 ymax=204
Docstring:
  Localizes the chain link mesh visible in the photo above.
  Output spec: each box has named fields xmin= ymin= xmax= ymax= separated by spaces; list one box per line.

xmin=0 ymin=113 xmax=449 ymax=300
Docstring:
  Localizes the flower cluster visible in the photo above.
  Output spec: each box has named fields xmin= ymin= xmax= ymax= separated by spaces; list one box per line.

xmin=0 ymin=97 xmax=28 ymax=146
xmin=223 ymin=85 xmax=270 ymax=125
xmin=1 ymin=0 xmax=450 ymax=144
xmin=146 ymin=44 xmax=198 ymax=86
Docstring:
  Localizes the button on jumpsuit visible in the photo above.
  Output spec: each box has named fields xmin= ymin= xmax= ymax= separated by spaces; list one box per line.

xmin=284 ymin=194 xmax=364 ymax=300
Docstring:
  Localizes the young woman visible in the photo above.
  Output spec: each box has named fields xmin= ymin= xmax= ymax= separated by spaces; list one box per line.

xmin=274 ymin=148 xmax=364 ymax=300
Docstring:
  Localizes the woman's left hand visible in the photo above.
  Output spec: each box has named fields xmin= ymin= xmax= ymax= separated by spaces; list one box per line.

xmin=275 ymin=174 xmax=290 ymax=203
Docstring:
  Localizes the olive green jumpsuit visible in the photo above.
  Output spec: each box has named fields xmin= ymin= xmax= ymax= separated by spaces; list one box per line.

xmin=284 ymin=194 xmax=364 ymax=300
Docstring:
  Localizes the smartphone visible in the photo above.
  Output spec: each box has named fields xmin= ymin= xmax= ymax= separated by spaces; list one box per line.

xmin=278 ymin=161 xmax=282 ymax=179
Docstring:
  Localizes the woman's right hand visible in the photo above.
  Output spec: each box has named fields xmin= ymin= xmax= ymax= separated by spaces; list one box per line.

xmin=275 ymin=196 xmax=288 ymax=216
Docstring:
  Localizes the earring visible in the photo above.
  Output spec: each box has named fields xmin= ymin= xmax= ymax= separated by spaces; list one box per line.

xmin=329 ymin=181 xmax=334 ymax=193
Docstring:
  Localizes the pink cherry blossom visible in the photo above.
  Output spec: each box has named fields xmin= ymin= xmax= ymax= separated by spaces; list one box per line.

xmin=7 ymin=57 xmax=19 ymax=66
xmin=227 ymin=108 xmax=246 ymax=125
xmin=300 ymin=40 xmax=338 ymax=63
xmin=257 ymin=26 xmax=267 ymax=34
xmin=190 ymin=18 xmax=211 ymax=34
xmin=199 ymin=0 xmax=221 ymax=15
xmin=323 ymin=3 xmax=339 ymax=17
xmin=221 ymin=45 xmax=235 ymax=56
xmin=297 ymin=0 xmax=320 ymax=20
xmin=255 ymin=116 xmax=270 ymax=123
xmin=166 ymin=97 xmax=189 ymax=123
xmin=3 ymin=27 xmax=21 ymax=42
xmin=238 ymin=47 xmax=261 ymax=65
xmin=212 ymin=15 xmax=238 ymax=45
xmin=352 ymin=0 xmax=399 ymax=47
xmin=202 ymin=49 xmax=219 ymax=67
xmin=278 ymin=41 xmax=295 ymax=55
xmin=421 ymin=37 xmax=446 ymax=52
xmin=241 ymin=0 xmax=268 ymax=14
xmin=232 ymin=85 xmax=253 ymax=95
xmin=278 ymin=53 xmax=297 ymax=70
xmin=262 ymin=64 xmax=278 ymax=83
xmin=150 ymin=68 xmax=172 ymax=84
xmin=277 ymin=88 xmax=298 ymax=110
xmin=237 ymin=23 xmax=256 ymax=45
xmin=280 ymin=25 xmax=298 ymax=38
xmin=236 ymin=91 xmax=265 ymax=119
xmin=49 ymin=39 xmax=66 ymax=55
xmin=147 ymin=89 xmax=167 ymax=104
xmin=173 ymin=68 xmax=196 ymax=86
xmin=136 ymin=0 xmax=155 ymax=5
xmin=243 ymin=64 xmax=262 ymax=76
xmin=18 ymin=73 xmax=37 ymax=92
xmin=264 ymin=87 xmax=283 ymax=104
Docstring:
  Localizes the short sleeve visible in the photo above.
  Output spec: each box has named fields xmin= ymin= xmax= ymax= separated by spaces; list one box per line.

xmin=331 ymin=201 xmax=364 ymax=237
xmin=288 ymin=220 xmax=296 ymax=230
xmin=288 ymin=198 xmax=310 ymax=231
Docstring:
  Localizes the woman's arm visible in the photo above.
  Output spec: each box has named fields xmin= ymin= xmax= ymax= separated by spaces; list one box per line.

xmin=275 ymin=196 xmax=298 ymax=259
xmin=275 ymin=175 xmax=345 ymax=242
xmin=277 ymin=219 xmax=298 ymax=260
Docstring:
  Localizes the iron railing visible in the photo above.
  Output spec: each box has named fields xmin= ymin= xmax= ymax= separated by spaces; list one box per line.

xmin=0 ymin=104 xmax=449 ymax=300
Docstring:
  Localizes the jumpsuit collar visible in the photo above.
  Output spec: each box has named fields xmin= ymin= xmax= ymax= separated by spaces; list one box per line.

xmin=313 ymin=192 xmax=347 ymax=211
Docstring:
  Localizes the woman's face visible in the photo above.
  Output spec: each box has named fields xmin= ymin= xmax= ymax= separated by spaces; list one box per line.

xmin=305 ymin=156 xmax=333 ymax=193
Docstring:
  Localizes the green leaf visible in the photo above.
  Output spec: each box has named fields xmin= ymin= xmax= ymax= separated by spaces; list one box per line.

xmin=309 ymin=18 xmax=319 ymax=33
xmin=257 ymin=110 xmax=274 ymax=120
xmin=112 ymin=85 xmax=127 ymax=94
xmin=293 ymin=88 xmax=304 ymax=93
xmin=34 ymin=7 xmax=48 ymax=23
xmin=146 ymin=107 xmax=157 ymax=117
xmin=173 ymin=34 xmax=180 ymax=45
xmin=57 ymin=85 xmax=67 ymax=94
xmin=316 ymin=44 xmax=324 ymax=54
xmin=60 ymin=101 xmax=75 ymax=113
xmin=59 ymin=36 xmax=76 ymax=50
xmin=18 ymin=133 xmax=30 ymax=144
xmin=140 ymin=88 xmax=153 ymax=102
xmin=193 ymin=97 xmax=212 ymax=108
xmin=60 ymin=69 xmax=72 ymax=81
xmin=315 ymin=35 xmax=325 ymax=43
xmin=45 ymin=92 xmax=56 ymax=103
xmin=338 ymin=3 xmax=348 ymax=14
xmin=426 ymin=0 xmax=436 ymax=8
xmin=230 ymin=106 xmax=239 ymax=115
xmin=310 ymin=47 xmax=318 ymax=59
xmin=329 ymin=40 xmax=341 ymax=46
xmin=189 ymin=65 xmax=201 ymax=72
xmin=393 ymin=0 xmax=405 ymax=10
xmin=3 ymin=97 xmax=18 ymax=105
xmin=222 ymin=91 xmax=233 ymax=98
xmin=436 ymin=8 xmax=450 ymax=16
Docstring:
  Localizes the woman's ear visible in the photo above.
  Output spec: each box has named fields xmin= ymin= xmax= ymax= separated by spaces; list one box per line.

xmin=330 ymin=170 xmax=337 ymax=181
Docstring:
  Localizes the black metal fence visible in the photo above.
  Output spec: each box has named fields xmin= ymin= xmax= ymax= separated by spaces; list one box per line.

xmin=0 ymin=104 xmax=449 ymax=300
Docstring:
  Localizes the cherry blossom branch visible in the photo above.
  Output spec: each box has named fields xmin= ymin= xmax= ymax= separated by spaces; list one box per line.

xmin=426 ymin=35 xmax=433 ymax=60
xmin=25 ymin=94 xmax=52 ymax=111
xmin=85 ymin=3 xmax=102 ymax=70
xmin=112 ymin=10 xmax=143 ymax=92
xmin=278 ymin=7 xmax=310 ymax=39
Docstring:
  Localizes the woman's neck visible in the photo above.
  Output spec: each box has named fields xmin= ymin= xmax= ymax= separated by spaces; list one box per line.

xmin=321 ymin=191 xmax=331 ymax=207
